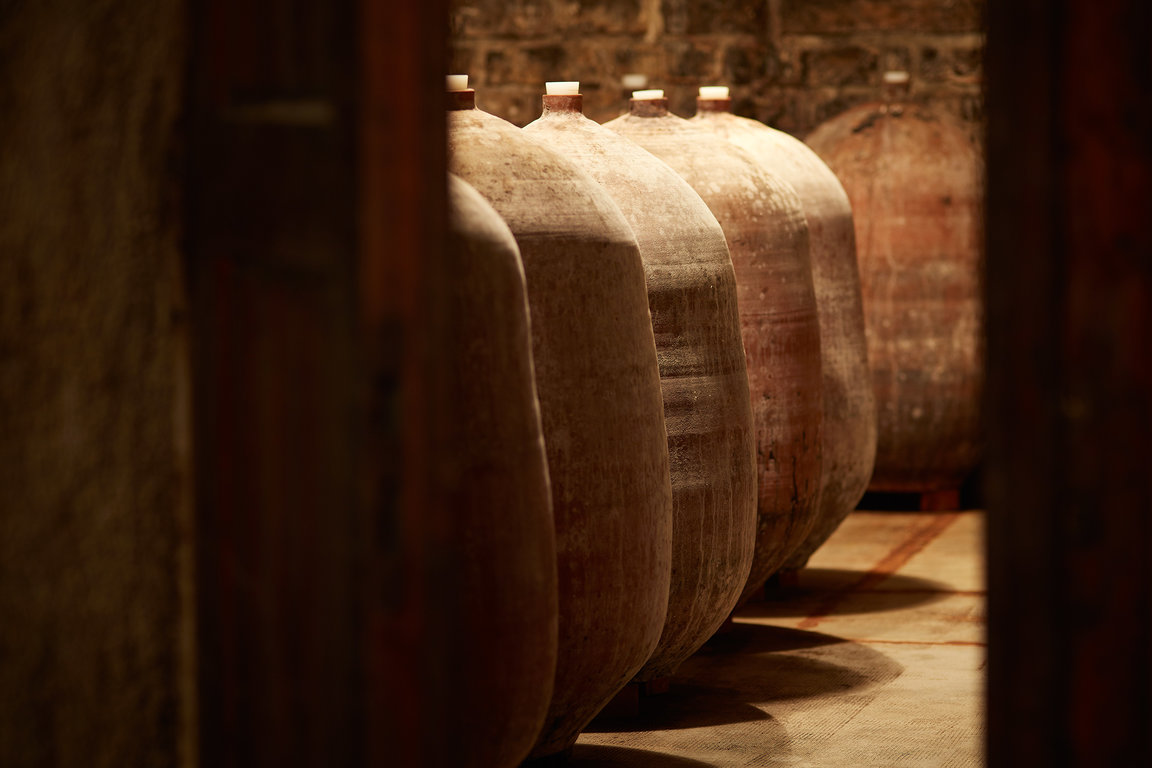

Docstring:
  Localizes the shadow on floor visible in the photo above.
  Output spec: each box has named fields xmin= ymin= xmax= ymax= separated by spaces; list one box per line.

xmin=739 ymin=568 xmax=955 ymax=619
xmin=567 ymin=744 xmax=719 ymax=767
xmin=700 ymin=620 xmax=850 ymax=654
xmin=585 ymin=678 xmax=771 ymax=734
xmin=686 ymin=622 xmax=905 ymax=702
xmin=587 ymin=623 xmax=903 ymax=734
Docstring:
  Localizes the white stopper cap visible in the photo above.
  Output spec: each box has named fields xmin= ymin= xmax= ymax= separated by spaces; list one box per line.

xmin=446 ymin=74 xmax=469 ymax=91
xmin=546 ymin=81 xmax=580 ymax=95
xmin=621 ymin=73 xmax=648 ymax=90
xmin=699 ymin=86 xmax=730 ymax=99
xmin=883 ymin=71 xmax=910 ymax=84
xmin=632 ymin=89 xmax=665 ymax=100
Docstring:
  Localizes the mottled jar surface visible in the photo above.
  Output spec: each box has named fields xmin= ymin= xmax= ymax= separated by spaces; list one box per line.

xmin=806 ymin=100 xmax=983 ymax=493
xmin=441 ymin=174 xmax=557 ymax=768
xmin=607 ymin=99 xmax=824 ymax=607
xmin=692 ymin=100 xmax=877 ymax=568
xmin=448 ymin=93 xmax=673 ymax=758
xmin=526 ymin=93 xmax=756 ymax=681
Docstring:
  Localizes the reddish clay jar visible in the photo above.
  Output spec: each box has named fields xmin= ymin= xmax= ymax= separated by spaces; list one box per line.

xmin=441 ymin=174 xmax=558 ymax=767
xmin=447 ymin=86 xmax=672 ymax=758
xmin=805 ymin=77 xmax=983 ymax=493
xmin=692 ymin=93 xmax=877 ymax=568
xmin=606 ymin=95 xmax=823 ymax=606
xmin=524 ymin=90 xmax=756 ymax=681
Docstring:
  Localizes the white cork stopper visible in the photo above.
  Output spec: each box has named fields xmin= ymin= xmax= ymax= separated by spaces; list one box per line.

xmin=883 ymin=71 xmax=911 ymax=85
xmin=446 ymin=74 xmax=469 ymax=91
xmin=632 ymin=89 xmax=664 ymax=100
xmin=699 ymin=86 xmax=730 ymax=99
xmin=546 ymin=81 xmax=580 ymax=95
xmin=621 ymin=73 xmax=648 ymax=90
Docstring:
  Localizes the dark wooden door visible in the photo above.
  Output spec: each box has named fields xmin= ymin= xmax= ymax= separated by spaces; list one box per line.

xmin=985 ymin=1 xmax=1152 ymax=765
xmin=187 ymin=1 xmax=448 ymax=764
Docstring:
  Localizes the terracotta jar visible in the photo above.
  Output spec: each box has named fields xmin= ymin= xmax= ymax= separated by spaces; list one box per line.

xmin=805 ymin=73 xmax=983 ymax=494
xmin=606 ymin=92 xmax=823 ymax=606
xmin=440 ymin=174 xmax=557 ymax=768
xmin=447 ymin=81 xmax=672 ymax=759
xmin=691 ymin=87 xmax=877 ymax=568
xmin=524 ymin=84 xmax=756 ymax=681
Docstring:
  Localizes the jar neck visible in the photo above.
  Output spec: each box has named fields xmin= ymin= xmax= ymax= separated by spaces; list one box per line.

xmin=542 ymin=93 xmax=583 ymax=115
xmin=696 ymin=97 xmax=732 ymax=114
xmin=446 ymin=89 xmax=476 ymax=111
xmin=883 ymin=83 xmax=911 ymax=103
xmin=629 ymin=97 xmax=669 ymax=118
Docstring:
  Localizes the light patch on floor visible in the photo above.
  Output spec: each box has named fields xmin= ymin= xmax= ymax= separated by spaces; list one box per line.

xmin=574 ymin=510 xmax=986 ymax=767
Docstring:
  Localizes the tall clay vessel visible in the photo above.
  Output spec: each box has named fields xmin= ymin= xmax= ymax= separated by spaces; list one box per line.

xmin=805 ymin=73 xmax=982 ymax=494
xmin=524 ymin=83 xmax=756 ymax=682
xmin=440 ymin=174 xmax=558 ymax=768
xmin=606 ymin=92 xmax=823 ymax=607
xmin=447 ymin=79 xmax=673 ymax=758
xmin=691 ymin=87 xmax=877 ymax=569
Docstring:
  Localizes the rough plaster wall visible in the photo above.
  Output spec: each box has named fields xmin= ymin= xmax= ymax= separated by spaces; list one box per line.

xmin=0 ymin=2 xmax=193 ymax=766
xmin=450 ymin=0 xmax=984 ymax=135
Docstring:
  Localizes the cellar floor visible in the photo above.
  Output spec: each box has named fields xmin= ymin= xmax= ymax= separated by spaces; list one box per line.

xmin=574 ymin=509 xmax=985 ymax=767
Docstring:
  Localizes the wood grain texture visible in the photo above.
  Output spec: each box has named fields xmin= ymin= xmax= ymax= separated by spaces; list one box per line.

xmin=985 ymin=0 xmax=1152 ymax=765
xmin=188 ymin=1 xmax=363 ymax=764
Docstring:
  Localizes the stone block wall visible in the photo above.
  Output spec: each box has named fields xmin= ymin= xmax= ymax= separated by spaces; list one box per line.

xmin=450 ymin=0 xmax=984 ymax=136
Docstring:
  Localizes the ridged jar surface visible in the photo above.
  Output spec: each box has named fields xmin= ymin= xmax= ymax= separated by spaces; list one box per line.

xmin=442 ymin=174 xmax=558 ymax=768
xmin=692 ymin=107 xmax=877 ymax=568
xmin=524 ymin=98 xmax=756 ymax=681
xmin=448 ymin=102 xmax=672 ymax=758
xmin=607 ymin=106 xmax=823 ymax=606
xmin=806 ymin=102 xmax=983 ymax=493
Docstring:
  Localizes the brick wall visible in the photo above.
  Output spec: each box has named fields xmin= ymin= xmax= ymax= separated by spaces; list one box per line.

xmin=450 ymin=0 xmax=984 ymax=137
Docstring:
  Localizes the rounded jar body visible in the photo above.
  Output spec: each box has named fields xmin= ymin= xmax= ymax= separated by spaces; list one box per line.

xmin=526 ymin=95 xmax=756 ymax=680
xmin=449 ymin=93 xmax=673 ymax=757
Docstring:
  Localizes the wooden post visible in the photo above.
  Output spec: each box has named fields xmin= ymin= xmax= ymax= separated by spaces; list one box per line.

xmin=188 ymin=0 xmax=447 ymax=764
xmin=985 ymin=1 xmax=1152 ymax=765
xmin=359 ymin=0 xmax=451 ymax=765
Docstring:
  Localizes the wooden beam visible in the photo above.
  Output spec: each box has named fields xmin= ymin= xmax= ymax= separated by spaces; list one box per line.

xmin=187 ymin=0 xmax=447 ymax=764
xmin=985 ymin=1 xmax=1152 ymax=764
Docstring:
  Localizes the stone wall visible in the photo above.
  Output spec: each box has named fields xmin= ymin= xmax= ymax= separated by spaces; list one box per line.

xmin=450 ymin=0 xmax=984 ymax=135
xmin=0 ymin=2 xmax=194 ymax=766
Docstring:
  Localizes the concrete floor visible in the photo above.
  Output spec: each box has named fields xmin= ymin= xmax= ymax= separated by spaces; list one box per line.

xmin=574 ymin=510 xmax=986 ymax=767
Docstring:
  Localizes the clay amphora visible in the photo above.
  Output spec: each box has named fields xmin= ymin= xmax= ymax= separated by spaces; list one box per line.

xmin=691 ymin=88 xmax=877 ymax=568
xmin=606 ymin=93 xmax=823 ymax=606
xmin=524 ymin=85 xmax=756 ymax=681
xmin=440 ymin=174 xmax=557 ymax=767
xmin=447 ymin=82 xmax=672 ymax=758
xmin=805 ymin=74 xmax=983 ymax=493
